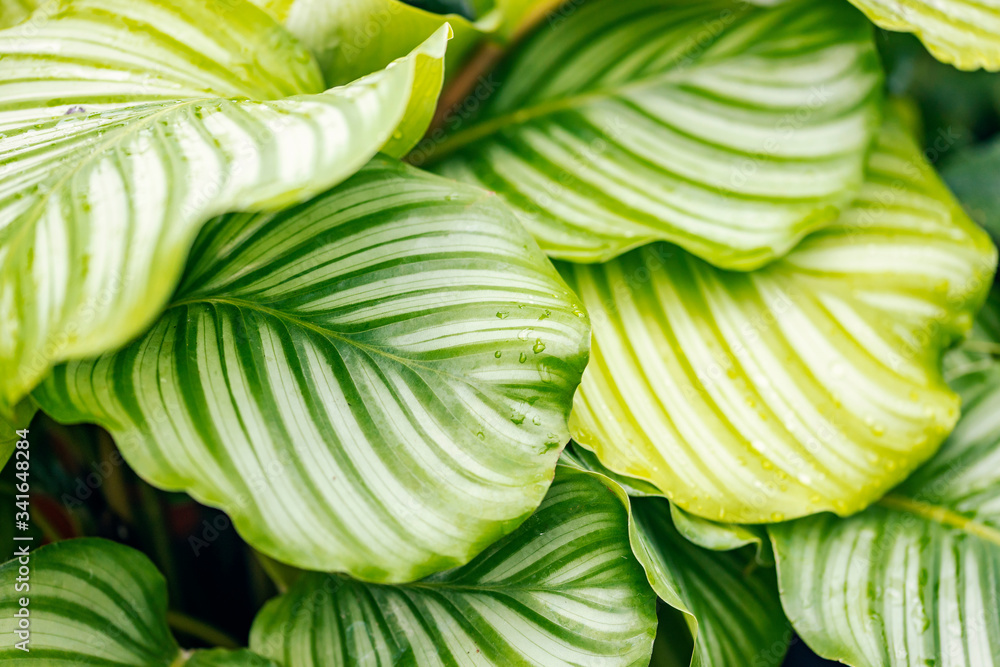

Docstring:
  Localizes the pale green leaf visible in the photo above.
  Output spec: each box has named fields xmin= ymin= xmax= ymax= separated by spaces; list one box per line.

xmin=249 ymin=0 xmax=496 ymax=86
xmin=848 ymin=0 xmax=1000 ymax=71
xmin=565 ymin=109 xmax=997 ymax=524
xmin=0 ymin=539 xmax=181 ymax=664
xmin=33 ymin=157 xmax=591 ymax=581
xmin=0 ymin=0 xmax=35 ymax=27
xmin=670 ymin=505 xmax=772 ymax=564
xmin=770 ymin=308 xmax=1000 ymax=666
xmin=0 ymin=0 xmax=449 ymax=415
xmin=630 ymin=497 xmax=789 ymax=667
xmin=248 ymin=468 xmax=657 ymax=666
xmin=564 ymin=442 xmax=773 ymax=561
xmin=426 ymin=0 xmax=883 ymax=269
xmin=558 ymin=453 xmax=790 ymax=667
xmin=0 ymin=538 xmax=277 ymax=665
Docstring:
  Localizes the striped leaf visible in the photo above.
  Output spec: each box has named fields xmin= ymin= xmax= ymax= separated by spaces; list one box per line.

xmin=0 ymin=0 xmax=449 ymax=416
xmin=426 ymin=0 xmax=884 ymax=269
xmin=770 ymin=299 xmax=1000 ymax=666
xmin=248 ymin=468 xmax=658 ymax=666
xmin=669 ymin=506 xmax=772 ymax=564
xmin=559 ymin=451 xmax=790 ymax=667
xmin=248 ymin=0 xmax=494 ymax=87
xmin=848 ymin=0 xmax=1000 ymax=71
xmin=565 ymin=108 xmax=997 ymax=525
xmin=0 ymin=0 xmax=35 ymax=27
xmin=630 ymin=498 xmax=789 ymax=667
xmin=0 ymin=537 xmax=275 ymax=665
xmin=33 ymin=157 xmax=591 ymax=581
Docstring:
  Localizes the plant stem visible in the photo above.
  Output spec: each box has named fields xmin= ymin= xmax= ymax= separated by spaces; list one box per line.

xmin=166 ymin=610 xmax=240 ymax=649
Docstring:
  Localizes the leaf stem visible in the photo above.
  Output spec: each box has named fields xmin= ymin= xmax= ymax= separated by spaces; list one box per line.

xmin=878 ymin=494 xmax=1000 ymax=547
xmin=167 ymin=611 xmax=240 ymax=650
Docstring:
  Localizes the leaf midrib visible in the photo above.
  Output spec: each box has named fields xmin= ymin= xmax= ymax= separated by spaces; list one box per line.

xmin=167 ymin=295 xmax=481 ymax=387
xmin=878 ymin=493 xmax=1000 ymax=547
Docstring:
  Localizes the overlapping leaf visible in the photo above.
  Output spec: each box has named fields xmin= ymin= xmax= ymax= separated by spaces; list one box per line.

xmin=428 ymin=0 xmax=884 ymax=269
xmin=560 ymin=448 xmax=789 ymax=667
xmin=33 ymin=157 xmax=591 ymax=581
xmin=249 ymin=0 xmax=494 ymax=86
xmin=847 ymin=0 xmax=1000 ymax=71
xmin=0 ymin=0 xmax=35 ymax=27
xmin=771 ymin=293 xmax=1000 ymax=666
xmin=566 ymin=109 xmax=997 ymax=525
xmin=249 ymin=468 xmax=657 ymax=666
xmin=0 ymin=538 xmax=275 ymax=665
xmin=0 ymin=0 xmax=449 ymax=415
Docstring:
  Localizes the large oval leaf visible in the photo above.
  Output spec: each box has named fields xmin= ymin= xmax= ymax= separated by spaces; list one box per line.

xmin=33 ymin=156 xmax=591 ymax=581
xmin=847 ymin=0 xmax=1000 ymax=72
xmin=566 ymin=109 xmax=997 ymax=524
xmin=770 ymin=295 xmax=1000 ymax=667
xmin=249 ymin=468 xmax=657 ymax=666
xmin=0 ymin=0 xmax=449 ymax=415
xmin=559 ymin=449 xmax=790 ymax=667
xmin=426 ymin=0 xmax=883 ymax=269
xmin=0 ymin=537 xmax=275 ymax=665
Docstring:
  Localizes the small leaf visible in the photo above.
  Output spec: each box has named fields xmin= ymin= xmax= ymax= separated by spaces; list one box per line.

xmin=631 ymin=498 xmax=789 ymax=667
xmin=0 ymin=538 xmax=180 ymax=664
xmin=670 ymin=505 xmax=772 ymax=564
xmin=249 ymin=468 xmax=658 ymax=666
xmin=847 ymin=0 xmax=1000 ymax=71
xmin=426 ymin=0 xmax=884 ymax=269
xmin=249 ymin=0 xmax=494 ymax=87
xmin=33 ymin=157 xmax=591 ymax=581
xmin=0 ymin=0 xmax=449 ymax=415
xmin=771 ymin=298 xmax=1000 ymax=665
xmin=559 ymin=452 xmax=790 ymax=667
xmin=565 ymin=108 xmax=997 ymax=524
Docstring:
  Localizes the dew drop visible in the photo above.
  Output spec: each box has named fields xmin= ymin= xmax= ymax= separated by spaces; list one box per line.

xmin=496 ymin=311 xmax=508 ymax=319
xmin=532 ymin=339 xmax=546 ymax=354
xmin=494 ymin=350 xmax=502 ymax=358
xmin=519 ymin=352 xmax=527 ymax=363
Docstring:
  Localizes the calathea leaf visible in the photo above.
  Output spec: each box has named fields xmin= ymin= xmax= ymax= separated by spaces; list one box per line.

xmin=563 ymin=442 xmax=773 ymax=562
xmin=0 ymin=538 xmax=276 ymax=665
xmin=0 ymin=0 xmax=449 ymax=416
xmin=425 ymin=0 xmax=884 ymax=269
xmin=33 ymin=157 xmax=592 ymax=581
xmin=565 ymin=108 xmax=997 ymax=525
xmin=846 ymin=0 xmax=1000 ymax=72
xmin=770 ymin=292 xmax=1000 ymax=667
xmin=248 ymin=467 xmax=658 ymax=667
xmin=248 ymin=0 xmax=496 ymax=87
xmin=0 ymin=0 xmax=35 ymax=28
xmin=559 ymin=451 xmax=790 ymax=667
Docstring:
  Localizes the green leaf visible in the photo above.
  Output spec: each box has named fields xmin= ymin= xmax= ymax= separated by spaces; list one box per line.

xmin=33 ymin=157 xmax=591 ymax=582
xmin=248 ymin=467 xmax=658 ymax=666
xmin=564 ymin=108 xmax=997 ymax=525
xmin=669 ymin=506 xmax=772 ymax=564
xmin=558 ymin=453 xmax=790 ymax=667
xmin=0 ymin=0 xmax=449 ymax=416
xmin=770 ymin=310 xmax=1000 ymax=666
xmin=943 ymin=136 xmax=1000 ymax=244
xmin=0 ymin=538 xmax=180 ymax=664
xmin=847 ymin=0 xmax=1000 ymax=71
xmin=425 ymin=0 xmax=884 ymax=269
xmin=0 ymin=0 xmax=35 ymax=28
xmin=249 ymin=0 xmax=494 ymax=87
xmin=0 ymin=538 xmax=276 ymax=665
xmin=630 ymin=498 xmax=789 ymax=667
